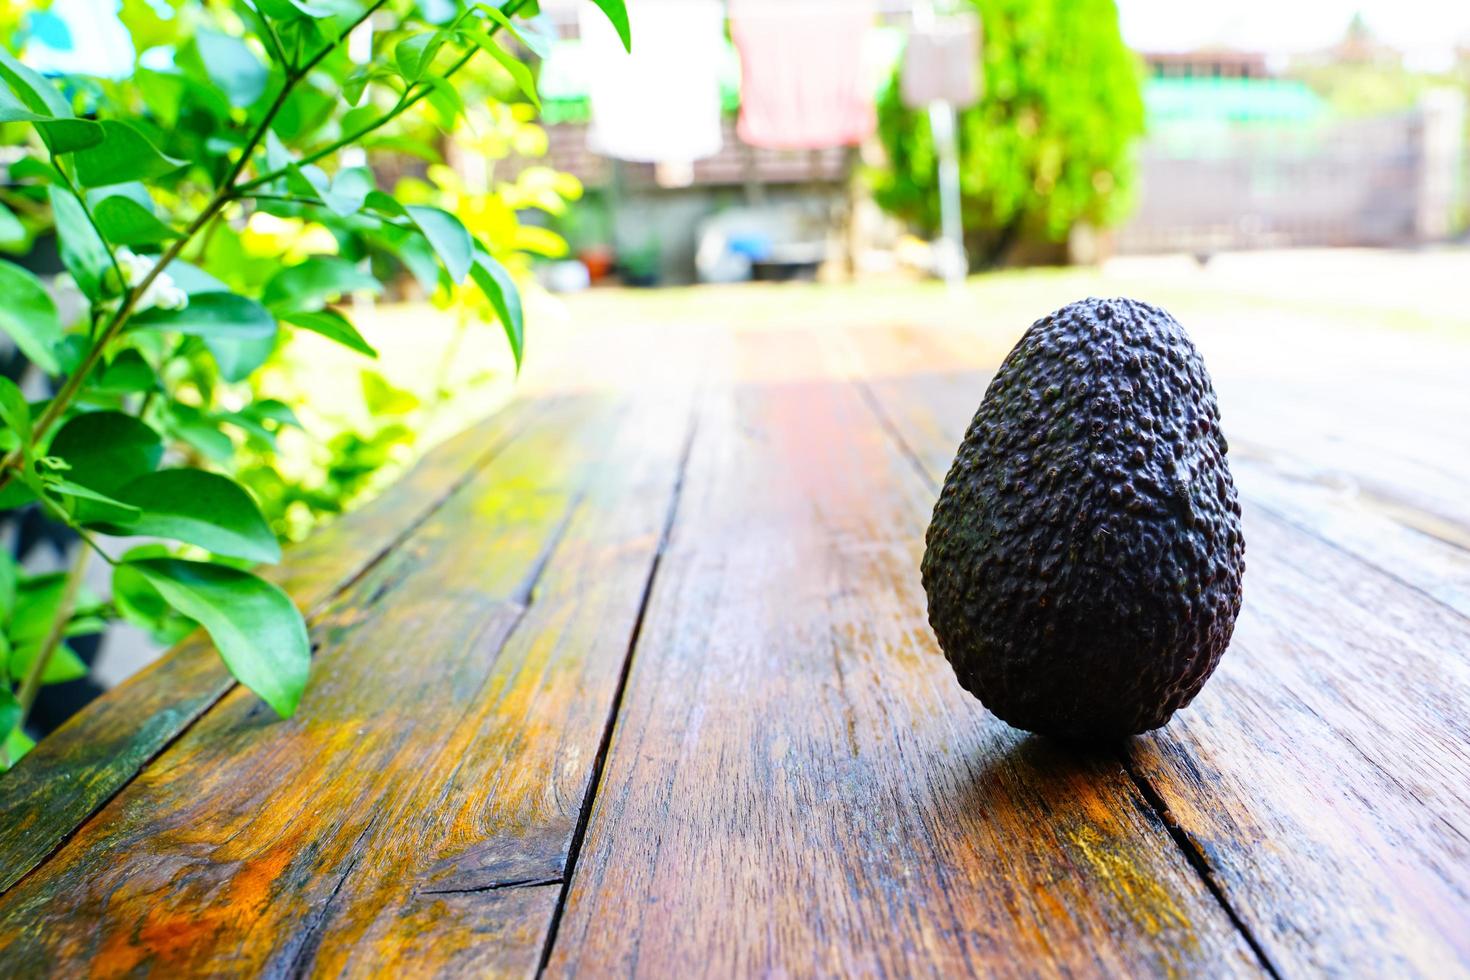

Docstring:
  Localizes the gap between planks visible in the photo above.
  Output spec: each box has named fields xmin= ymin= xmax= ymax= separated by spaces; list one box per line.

xmin=849 ymin=375 xmax=1285 ymax=980
xmin=281 ymin=475 xmax=596 ymax=977
xmin=535 ymin=406 xmax=700 ymax=977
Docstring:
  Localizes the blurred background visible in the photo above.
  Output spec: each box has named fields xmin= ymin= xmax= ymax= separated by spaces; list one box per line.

xmin=4 ymin=0 xmax=1468 ymax=732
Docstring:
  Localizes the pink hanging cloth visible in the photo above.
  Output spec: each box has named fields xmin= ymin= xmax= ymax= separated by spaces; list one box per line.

xmin=729 ymin=0 xmax=877 ymax=150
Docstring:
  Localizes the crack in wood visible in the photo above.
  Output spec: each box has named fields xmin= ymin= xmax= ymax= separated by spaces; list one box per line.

xmin=420 ymin=876 xmax=563 ymax=897
xmin=282 ymin=811 xmax=384 ymax=980
xmin=1121 ymin=761 xmax=1284 ymax=980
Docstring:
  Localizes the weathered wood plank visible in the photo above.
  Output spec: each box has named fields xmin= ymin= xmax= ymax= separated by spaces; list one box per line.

xmin=0 ymin=390 xmax=690 ymax=976
xmin=851 ymin=330 xmax=1470 ymax=975
xmin=548 ymin=332 xmax=1260 ymax=977
xmin=1131 ymin=512 xmax=1470 ymax=976
xmin=300 ymin=388 xmax=692 ymax=977
xmin=1230 ymin=458 xmax=1470 ymax=620
xmin=0 ymin=397 xmax=548 ymax=896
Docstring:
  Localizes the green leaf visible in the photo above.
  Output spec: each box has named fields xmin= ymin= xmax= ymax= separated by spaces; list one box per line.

xmin=0 ymin=686 xmax=18 ymax=743
xmin=111 ymin=556 xmax=170 ymax=629
xmin=0 ymin=48 xmax=72 ymax=117
xmin=0 ymin=261 xmax=64 ymax=374
xmin=331 ymin=167 xmax=374 ymax=213
xmin=0 ymin=378 xmax=31 ymax=454
xmin=93 ymin=195 xmax=178 ymax=246
xmin=363 ymin=190 xmax=407 ymax=218
xmin=263 ymin=256 xmax=381 ymax=313
xmin=205 ymin=329 xmax=279 ymax=383
xmin=131 ymin=291 xmax=276 ymax=338
xmin=166 ymin=404 xmax=235 ymax=464
xmin=0 ymin=201 xmax=27 ymax=252
xmin=253 ymin=0 xmax=333 ymax=18
xmin=132 ymin=558 xmax=309 ymax=718
xmin=0 ymin=83 xmax=48 ymax=124
xmin=0 ymin=480 xmax=37 ymax=511
xmin=166 ymin=260 xmax=229 ymax=295
xmin=48 ymin=411 xmax=163 ymax=520
xmin=0 ymin=550 xmax=17 ymax=624
xmin=379 ymin=226 xmax=442 ymax=295
xmin=9 ymin=640 xmax=88 ymax=685
xmin=72 ymin=121 xmax=186 ymax=188
xmin=9 ymin=573 xmax=100 ymax=653
xmin=38 ymin=118 xmax=105 ymax=154
xmin=109 ymin=470 xmax=281 ymax=563
xmin=460 ymin=28 xmax=541 ymax=107
xmin=588 ymin=0 xmax=631 ymax=52
xmin=47 ymin=477 xmax=142 ymax=521
xmin=284 ymin=164 xmax=365 ymax=217
xmin=48 ymin=186 xmax=114 ymax=300
xmin=476 ymin=3 xmax=550 ymax=58
xmin=405 ymin=205 xmax=472 ymax=283
xmin=96 ymin=349 xmax=158 ymax=393
xmin=2 ymin=725 xmax=35 ymax=767
xmin=395 ymin=33 xmax=442 ymax=82
xmin=242 ymin=399 xmax=301 ymax=429
xmin=220 ymin=410 xmax=276 ymax=450
xmin=469 ymin=250 xmax=524 ymax=369
xmin=281 ymin=308 xmax=378 ymax=358
xmin=49 ymin=411 xmax=163 ymax=496
xmin=6 ymin=94 xmax=105 ymax=163
xmin=197 ymin=30 xmax=268 ymax=108
xmin=361 ymin=371 xmax=419 ymax=414
xmin=423 ymin=75 xmax=465 ymax=128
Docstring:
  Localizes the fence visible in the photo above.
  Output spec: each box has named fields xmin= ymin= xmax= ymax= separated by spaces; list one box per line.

xmin=1115 ymin=91 xmax=1466 ymax=254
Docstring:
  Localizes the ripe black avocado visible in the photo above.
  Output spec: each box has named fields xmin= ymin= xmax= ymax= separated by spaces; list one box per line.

xmin=921 ymin=297 xmax=1245 ymax=740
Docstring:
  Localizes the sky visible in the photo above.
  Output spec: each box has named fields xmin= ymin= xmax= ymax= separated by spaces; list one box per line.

xmin=1116 ymin=0 xmax=1470 ymax=70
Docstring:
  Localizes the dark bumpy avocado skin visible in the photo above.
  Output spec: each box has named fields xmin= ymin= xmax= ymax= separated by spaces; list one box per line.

xmin=921 ymin=298 xmax=1244 ymax=740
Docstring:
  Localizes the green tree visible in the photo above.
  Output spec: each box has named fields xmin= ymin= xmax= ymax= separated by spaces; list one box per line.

xmin=871 ymin=0 xmax=1144 ymax=267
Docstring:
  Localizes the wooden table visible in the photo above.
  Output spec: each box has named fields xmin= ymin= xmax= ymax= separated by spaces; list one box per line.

xmin=0 ymin=314 xmax=1467 ymax=977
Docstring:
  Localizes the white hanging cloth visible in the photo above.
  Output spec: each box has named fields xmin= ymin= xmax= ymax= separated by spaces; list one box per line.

xmin=581 ymin=0 xmax=726 ymax=165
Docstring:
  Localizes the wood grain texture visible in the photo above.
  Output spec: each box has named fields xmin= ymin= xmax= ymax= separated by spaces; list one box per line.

xmin=848 ymin=326 xmax=1470 ymax=976
xmin=0 ymin=398 xmax=546 ymax=896
xmin=1130 ymin=512 xmax=1470 ymax=976
xmin=548 ymin=332 xmax=1261 ymax=978
xmin=0 ymin=390 xmax=690 ymax=976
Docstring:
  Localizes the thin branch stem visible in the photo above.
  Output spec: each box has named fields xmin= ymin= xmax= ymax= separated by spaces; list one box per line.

xmin=51 ymin=155 xmax=124 ymax=291
xmin=0 ymin=0 xmax=392 ymax=494
xmin=238 ymin=0 xmax=530 ymax=194
xmin=191 ymin=208 xmax=226 ymax=264
xmin=14 ymin=545 xmax=90 ymax=718
xmin=255 ymin=7 xmax=291 ymax=68
xmin=239 ymin=192 xmax=333 ymax=210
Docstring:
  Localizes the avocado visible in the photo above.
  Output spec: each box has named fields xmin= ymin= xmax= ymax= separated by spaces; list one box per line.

xmin=921 ymin=297 xmax=1244 ymax=740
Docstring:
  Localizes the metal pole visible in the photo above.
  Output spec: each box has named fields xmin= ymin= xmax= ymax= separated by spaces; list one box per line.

xmin=930 ymin=99 xmax=966 ymax=285
xmin=914 ymin=0 xmax=967 ymax=286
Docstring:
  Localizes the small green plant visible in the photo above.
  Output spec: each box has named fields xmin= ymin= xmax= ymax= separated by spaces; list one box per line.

xmin=0 ymin=0 xmax=631 ymax=767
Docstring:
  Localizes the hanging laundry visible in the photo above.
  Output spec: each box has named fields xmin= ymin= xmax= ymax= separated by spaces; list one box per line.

xmin=729 ymin=0 xmax=877 ymax=150
xmin=581 ymin=0 xmax=725 ymax=164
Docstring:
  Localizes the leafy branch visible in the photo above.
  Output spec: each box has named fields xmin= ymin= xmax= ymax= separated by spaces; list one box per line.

xmin=0 ymin=0 xmax=627 ymax=767
xmin=1 ymin=0 xmax=388 ymax=487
